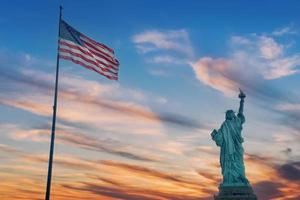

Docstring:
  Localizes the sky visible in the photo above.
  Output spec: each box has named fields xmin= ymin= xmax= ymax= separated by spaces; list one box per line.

xmin=0 ymin=0 xmax=300 ymax=200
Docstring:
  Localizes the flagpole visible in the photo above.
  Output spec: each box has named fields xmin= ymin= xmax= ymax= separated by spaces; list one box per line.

xmin=45 ymin=5 xmax=62 ymax=200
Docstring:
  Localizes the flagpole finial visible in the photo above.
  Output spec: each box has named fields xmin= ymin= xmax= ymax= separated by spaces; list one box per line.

xmin=59 ymin=5 xmax=63 ymax=19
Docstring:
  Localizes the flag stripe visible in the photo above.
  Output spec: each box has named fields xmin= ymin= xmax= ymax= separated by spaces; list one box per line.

xmin=80 ymin=36 xmax=115 ymax=58
xmin=81 ymin=39 xmax=118 ymax=64
xmin=60 ymin=55 xmax=117 ymax=80
xmin=84 ymin=44 xmax=119 ymax=66
xmin=81 ymin=34 xmax=114 ymax=54
xmin=59 ymin=54 xmax=118 ymax=80
xmin=59 ymin=48 xmax=118 ymax=75
xmin=59 ymin=39 xmax=118 ymax=71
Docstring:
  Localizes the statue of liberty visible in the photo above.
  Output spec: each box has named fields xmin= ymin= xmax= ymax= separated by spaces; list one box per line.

xmin=211 ymin=90 xmax=257 ymax=199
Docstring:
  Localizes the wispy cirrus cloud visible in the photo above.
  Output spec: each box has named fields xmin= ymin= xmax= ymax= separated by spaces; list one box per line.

xmin=61 ymin=159 xmax=213 ymax=200
xmin=132 ymin=29 xmax=194 ymax=67
xmin=133 ymin=29 xmax=193 ymax=56
xmin=191 ymin=57 xmax=236 ymax=95
xmin=259 ymin=35 xmax=284 ymax=60
xmin=0 ymin=54 xmax=202 ymax=130
xmin=275 ymin=103 xmax=300 ymax=133
xmin=9 ymin=125 xmax=162 ymax=162
xmin=253 ymin=181 xmax=283 ymax=200
xmin=63 ymin=156 xmax=300 ymax=200
xmin=63 ymin=181 xmax=211 ymax=200
xmin=190 ymin=31 xmax=300 ymax=136
xmin=148 ymin=68 xmax=170 ymax=77
xmin=272 ymin=25 xmax=298 ymax=36
xmin=191 ymin=33 xmax=300 ymax=97
xmin=101 ymin=160 xmax=203 ymax=187
xmin=0 ymin=143 xmax=102 ymax=172
xmin=0 ymin=144 xmax=211 ymax=199
xmin=146 ymin=55 xmax=187 ymax=65
xmin=1 ymin=141 xmax=300 ymax=200
xmin=197 ymin=170 xmax=221 ymax=185
xmin=132 ymin=26 xmax=300 ymax=138
xmin=246 ymin=153 xmax=300 ymax=199
xmin=0 ymin=144 xmax=22 ymax=154
xmin=277 ymin=161 xmax=300 ymax=181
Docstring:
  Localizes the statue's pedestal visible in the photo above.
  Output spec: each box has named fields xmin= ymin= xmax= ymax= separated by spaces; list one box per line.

xmin=214 ymin=185 xmax=257 ymax=200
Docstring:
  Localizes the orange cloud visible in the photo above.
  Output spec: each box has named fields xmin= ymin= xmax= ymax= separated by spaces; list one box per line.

xmin=1 ymin=141 xmax=299 ymax=200
xmin=191 ymin=57 xmax=237 ymax=96
xmin=1 ymin=69 xmax=201 ymax=131
xmin=10 ymin=127 xmax=162 ymax=162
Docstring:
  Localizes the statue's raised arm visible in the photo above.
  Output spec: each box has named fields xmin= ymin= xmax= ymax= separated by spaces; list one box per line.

xmin=238 ymin=89 xmax=246 ymax=124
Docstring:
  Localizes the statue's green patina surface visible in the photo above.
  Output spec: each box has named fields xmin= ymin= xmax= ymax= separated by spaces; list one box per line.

xmin=211 ymin=90 xmax=249 ymax=187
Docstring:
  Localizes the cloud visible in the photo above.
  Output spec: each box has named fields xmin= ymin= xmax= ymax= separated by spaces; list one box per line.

xmin=157 ymin=112 xmax=203 ymax=129
xmin=197 ymin=170 xmax=221 ymax=184
xmin=146 ymin=55 xmax=187 ymax=65
xmin=0 ymin=144 xmax=22 ymax=154
xmin=101 ymin=160 xmax=202 ymax=187
xmin=265 ymin=53 xmax=300 ymax=79
xmin=0 ymin=142 xmax=101 ymax=171
xmin=148 ymin=69 xmax=170 ymax=77
xmin=272 ymin=26 xmax=298 ymax=36
xmin=277 ymin=161 xmax=300 ymax=181
xmin=259 ymin=36 xmax=283 ymax=59
xmin=244 ymin=153 xmax=300 ymax=199
xmin=133 ymin=27 xmax=300 ymax=139
xmin=0 ymin=177 xmax=46 ymax=200
xmin=191 ymin=57 xmax=237 ymax=95
xmin=2 ymin=139 xmax=300 ymax=200
xmin=61 ymin=159 xmax=212 ymax=200
xmin=64 ymin=184 xmax=149 ymax=200
xmin=63 ymin=181 xmax=211 ymax=200
xmin=230 ymin=36 xmax=251 ymax=45
xmin=132 ymin=29 xmax=194 ymax=66
xmin=64 ymin=183 xmax=161 ymax=200
xmin=133 ymin=29 xmax=193 ymax=56
xmin=191 ymin=34 xmax=300 ymax=97
xmin=0 ymin=94 xmax=201 ymax=130
xmin=190 ymin=32 xmax=300 ymax=135
xmin=24 ymin=154 xmax=102 ymax=171
xmin=10 ymin=126 xmax=162 ymax=162
xmin=276 ymin=103 xmax=300 ymax=133
xmin=0 ymin=60 xmax=202 ymax=130
xmin=253 ymin=181 xmax=283 ymax=200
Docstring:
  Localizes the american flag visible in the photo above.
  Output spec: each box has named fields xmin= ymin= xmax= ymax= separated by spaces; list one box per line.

xmin=59 ymin=20 xmax=119 ymax=80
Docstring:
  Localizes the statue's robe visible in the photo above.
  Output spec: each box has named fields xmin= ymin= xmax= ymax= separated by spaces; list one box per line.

xmin=212 ymin=113 xmax=249 ymax=186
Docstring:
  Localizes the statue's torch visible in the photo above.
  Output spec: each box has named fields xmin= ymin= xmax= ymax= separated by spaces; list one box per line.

xmin=238 ymin=89 xmax=246 ymax=114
